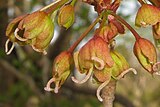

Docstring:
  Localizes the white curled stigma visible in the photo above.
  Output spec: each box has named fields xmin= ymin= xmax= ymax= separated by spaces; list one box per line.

xmin=32 ymin=45 xmax=47 ymax=55
xmin=14 ymin=28 xmax=27 ymax=41
xmin=91 ymin=56 xmax=105 ymax=70
xmin=44 ymin=78 xmax=59 ymax=93
xmin=153 ymin=62 xmax=160 ymax=75
xmin=71 ymin=67 xmax=93 ymax=84
xmin=96 ymin=79 xmax=110 ymax=102
xmin=117 ymin=68 xmax=137 ymax=80
xmin=5 ymin=39 xmax=15 ymax=55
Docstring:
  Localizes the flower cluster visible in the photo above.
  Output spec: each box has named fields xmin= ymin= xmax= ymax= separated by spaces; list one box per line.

xmin=5 ymin=0 xmax=160 ymax=103
xmin=44 ymin=0 xmax=138 ymax=102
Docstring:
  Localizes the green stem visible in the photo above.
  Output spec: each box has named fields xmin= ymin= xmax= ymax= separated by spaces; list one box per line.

xmin=40 ymin=0 xmax=69 ymax=14
xmin=109 ymin=12 xmax=141 ymax=40
xmin=68 ymin=14 xmax=102 ymax=53
xmin=99 ymin=11 xmax=108 ymax=29
xmin=71 ymin=0 xmax=77 ymax=6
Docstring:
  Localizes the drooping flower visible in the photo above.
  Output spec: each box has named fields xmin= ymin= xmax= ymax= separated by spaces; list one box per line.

xmin=72 ymin=36 xmax=136 ymax=102
xmin=133 ymin=37 xmax=160 ymax=74
xmin=72 ymin=36 xmax=114 ymax=84
xmin=44 ymin=51 xmax=73 ymax=93
xmin=135 ymin=4 xmax=160 ymax=27
xmin=5 ymin=11 xmax=54 ymax=55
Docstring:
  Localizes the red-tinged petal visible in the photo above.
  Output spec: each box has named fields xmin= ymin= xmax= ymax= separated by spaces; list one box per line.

xmin=134 ymin=38 xmax=157 ymax=73
xmin=78 ymin=38 xmax=94 ymax=73
xmin=93 ymin=37 xmax=114 ymax=67
xmin=138 ymin=38 xmax=157 ymax=64
xmin=96 ymin=23 xmax=118 ymax=42
xmin=6 ymin=14 xmax=28 ymax=37
xmin=108 ymin=15 xmax=125 ymax=34
xmin=20 ymin=11 xmax=49 ymax=39
xmin=94 ymin=66 xmax=111 ymax=83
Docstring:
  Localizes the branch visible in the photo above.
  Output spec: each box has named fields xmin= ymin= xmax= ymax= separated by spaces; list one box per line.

xmin=101 ymin=80 xmax=116 ymax=107
xmin=0 ymin=59 xmax=44 ymax=100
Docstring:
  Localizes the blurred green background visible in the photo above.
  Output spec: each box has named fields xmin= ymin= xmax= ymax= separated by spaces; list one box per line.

xmin=0 ymin=0 xmax=160 ymax=107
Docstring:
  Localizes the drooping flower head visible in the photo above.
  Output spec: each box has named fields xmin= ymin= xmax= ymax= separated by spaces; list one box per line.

xmin=5 ymin=11 xmax=54 ymax=55
xmin=44 ymin=51 xmax=73 ymax=93
xmin=135 ymin=4 xmax=160 ymax=27
xmin=72 ymin=36 xmax=114 ymax=84
xmin=134 ymin=37 xmax=160 ymax=74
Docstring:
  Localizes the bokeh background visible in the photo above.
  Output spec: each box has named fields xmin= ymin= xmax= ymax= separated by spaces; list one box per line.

xmin=0 ymin=0 xmax=160 ymax=107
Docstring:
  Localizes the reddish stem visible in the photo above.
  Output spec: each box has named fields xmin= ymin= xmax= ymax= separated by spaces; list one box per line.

xmin=138 ymin=0 xmax=145 ymax=5
xmin=68 ymin=14 xmax=102 ymax=53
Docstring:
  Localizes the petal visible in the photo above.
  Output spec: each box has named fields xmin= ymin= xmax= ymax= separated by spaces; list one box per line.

xmin=138 ymin=38 xmax=157 ymax=64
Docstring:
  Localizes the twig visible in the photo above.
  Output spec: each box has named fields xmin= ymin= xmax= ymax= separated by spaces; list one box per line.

xmin=101 ymin=80 xmax=116 ymax=107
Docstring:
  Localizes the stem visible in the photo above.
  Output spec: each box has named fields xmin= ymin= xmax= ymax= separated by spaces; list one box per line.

xmin=71 ymin=0 xmax=77 ymax=6
xmin=109 ymin=12 xmax=141 ymax=40
xmin=149 ymin=0 xmax=160 ymax=7
xmin=137 ymin=0 xmax=145 ymax=5
xmin=68 ymin=14 xmax=102 ymax=53
xmin=40 ymin=0 xmax=69 ymax=14
xmin=102 ymin=80 xmax=117 ymax=107
xmin=99 ymin=11 xmax=108 ymax=29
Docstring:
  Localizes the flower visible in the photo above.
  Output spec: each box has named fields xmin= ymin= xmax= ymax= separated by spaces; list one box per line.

xmin=44 ymin=51 xmax=73 ymax=93
xmin=135 ymin=4 xmax=160 ymax=27
xmin=5 ymin=11 xmax=54 ymax=55
xmin=134 ymin=38 xmax=157 ymax=73
xmin=72 ymin=36 xmax=114 ymax=84
xmin=71 ymin=36 xmax=137 ymax=102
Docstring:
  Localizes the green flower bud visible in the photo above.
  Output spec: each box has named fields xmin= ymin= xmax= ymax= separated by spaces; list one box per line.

xmin=44 ymin=51 xmax=73 ymax=93
xmin=58 ymin=5 xmax=75 ymax=29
